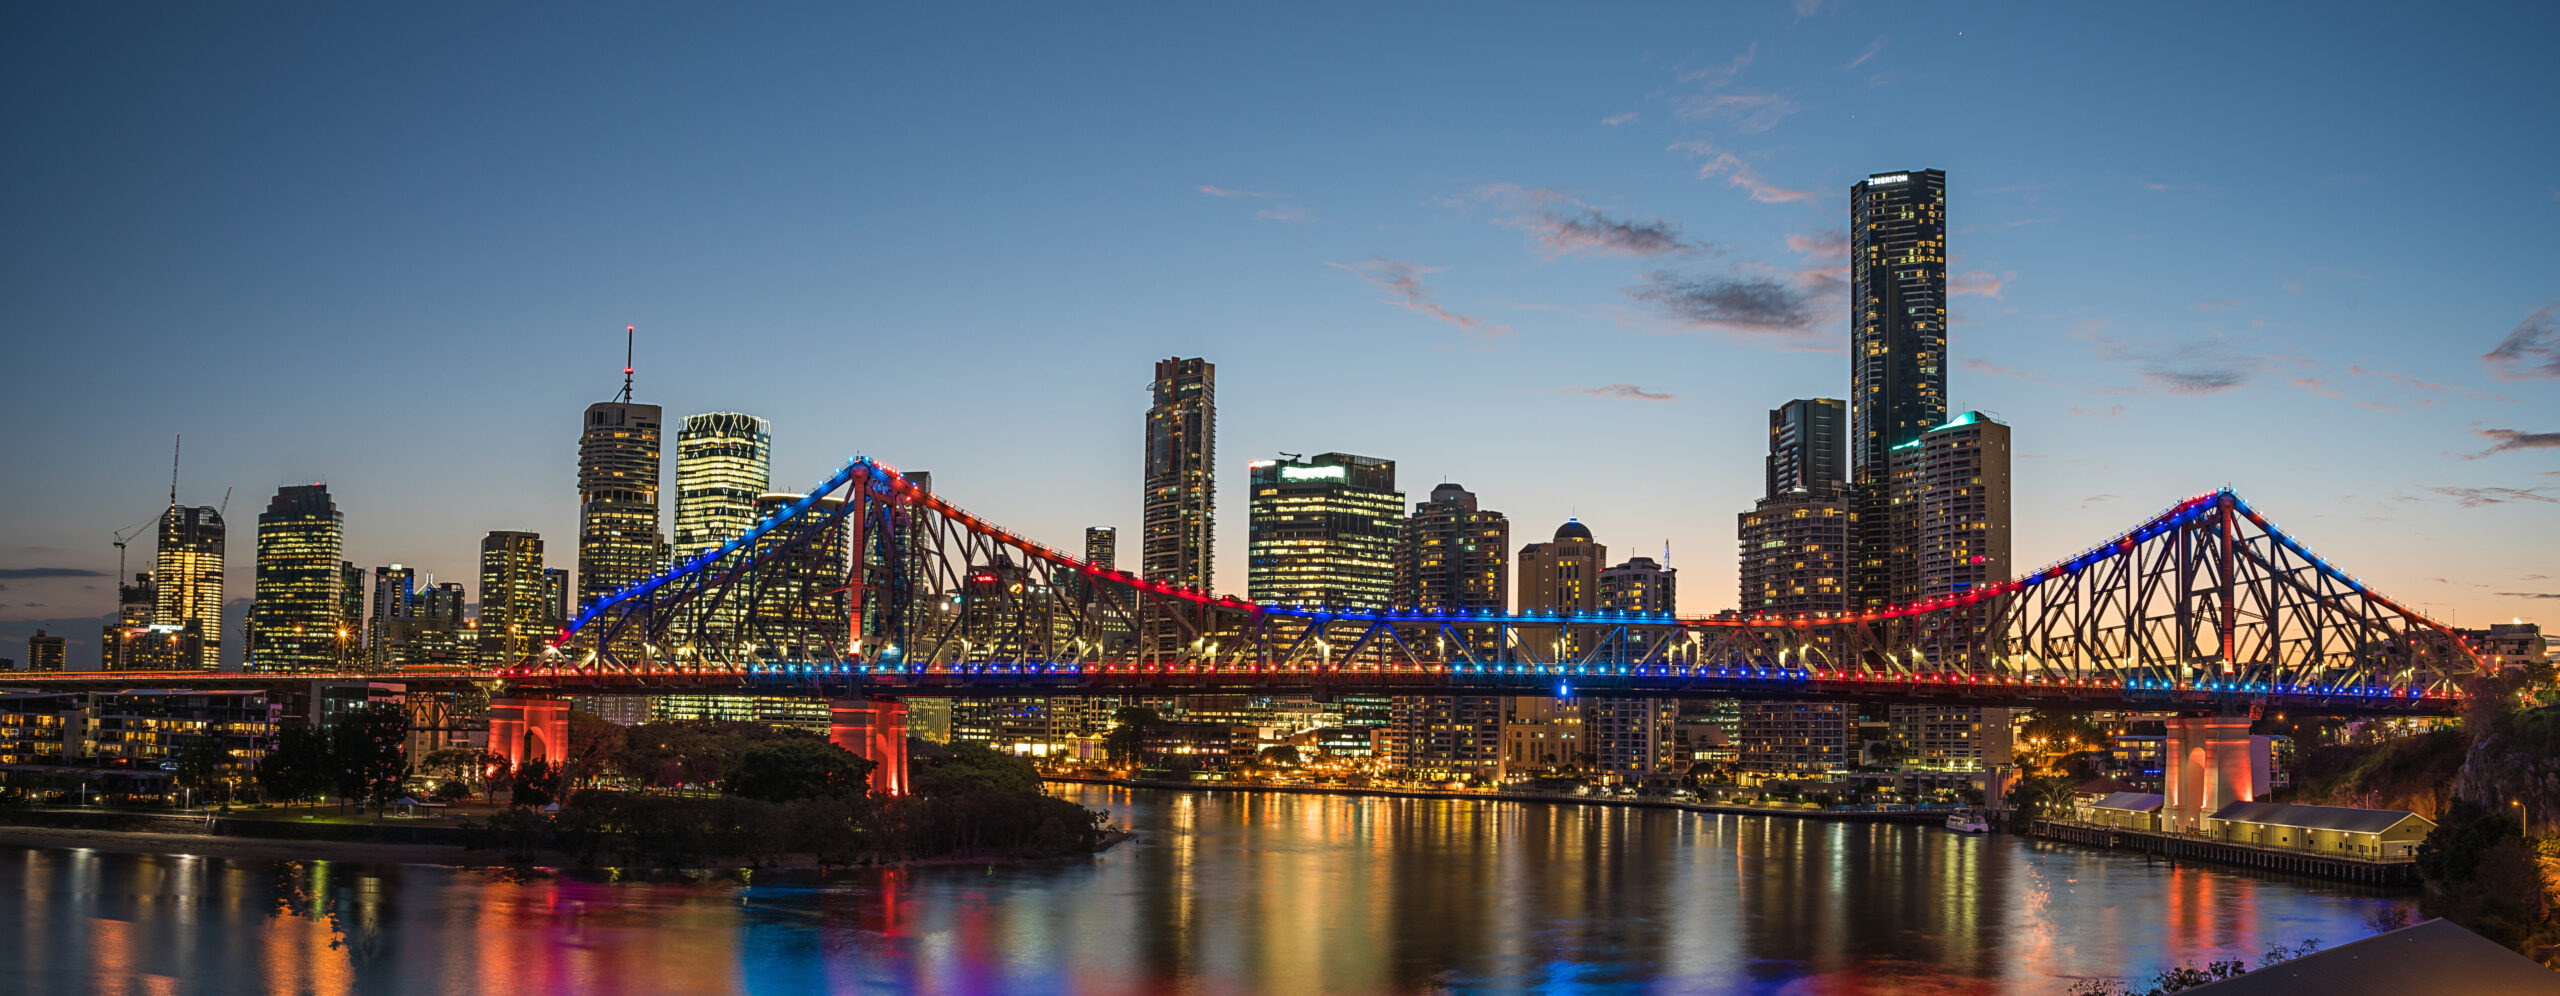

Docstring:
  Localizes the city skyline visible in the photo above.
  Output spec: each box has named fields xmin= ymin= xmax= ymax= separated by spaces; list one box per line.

xmin=4 ymin=5 xmax=2556 ymax=667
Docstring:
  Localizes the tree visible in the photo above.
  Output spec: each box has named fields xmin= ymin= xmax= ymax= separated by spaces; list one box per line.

xmin=171 ymin=741 xmax=230 ymax=809
xmin=511 ymin=758 xmax=556 ymax=809
xmin=256 ymin=722 xmax=333 ymax=805
xmin=561 ymin=711 xmax=627 ymax=789
xmin=328 ymin=703 xmax=411 ymax=814
xmin=1104 ymin=706 xmax=1160 ymax=769
xmin=2416 ymin=798 xmax=2551 ymax=949
xmin=912 ymin=741 xmax=1043 ymax=797
xmin=421 ymin=747 xmax=499 ymax=801
xmin=723 ymin=739 xmax=875 ymax=803
xmin=1258 ymin=745 xmax=1301 ymax=767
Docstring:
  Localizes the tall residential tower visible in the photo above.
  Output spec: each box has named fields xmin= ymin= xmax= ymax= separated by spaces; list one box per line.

xmin=1143 ymin=358 xmax=1215 ymax=591
xmin=1848 ymin=169 xmax=1948 ymax=482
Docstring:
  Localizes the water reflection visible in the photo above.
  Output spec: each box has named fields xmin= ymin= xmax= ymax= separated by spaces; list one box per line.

xmin=2 ymin=786 xmax=2411 ymax=995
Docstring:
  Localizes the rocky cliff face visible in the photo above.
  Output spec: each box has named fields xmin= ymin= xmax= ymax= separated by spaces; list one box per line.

xmin=2455 ymin=706 xmax=2560 ymax=829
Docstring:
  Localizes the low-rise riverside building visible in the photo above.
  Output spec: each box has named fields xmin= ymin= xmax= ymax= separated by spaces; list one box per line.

xmin=2201 ymin=801 xmax=2434 ymax=859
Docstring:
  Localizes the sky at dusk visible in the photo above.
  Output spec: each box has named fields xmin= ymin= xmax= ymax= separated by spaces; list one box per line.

xmin=3 ymin=3 xmax=2555 ymax=667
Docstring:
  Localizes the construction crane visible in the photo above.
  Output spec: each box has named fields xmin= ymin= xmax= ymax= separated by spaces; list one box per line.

xmin=112 ymin=515 xmax=157 ymax=585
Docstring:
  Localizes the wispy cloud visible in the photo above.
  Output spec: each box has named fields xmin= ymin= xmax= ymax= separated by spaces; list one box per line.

xmin=1950 ymin=270 xmax=2008 ymax=299
xmin=1470 ymin=184 xmax=1704 ymax=260
xmin=2080 ymin=326 xmax=2282 ymax=395
xmin=2345 ymin=364 xmax=2506 ymax=403
xmin=2195 ymin=299 xmax=2243 ymax=312
xmin=1785 ymin=230 xmax=1848 ymax=256
xmin=1672 ymin=47 xmax=1799 ymax=134
xmin=1677 ymin=141 xmax=1816 ymax=202
xmin=2069 ymin=404 xmax=2128 ymax=420
xmin=1626 ymin=271 xmax=1818 ymax=338
xmin=2426 ymin=486 xmax=2557 ymax=508
xmin=1841 ymin=37 xmax=1884 ymax=71
xmin=1197 ymin=185 xmax=1270 ymax=199
xmin=2475 ymin=428 xmax=2560 ymax=456
xmin=1566 ymin=383 xmax=1680 ymax=402
xmin=2484 ymin=302 xmax=2560 ymax=380
xmin=2499 ymin=591 xmax=2560 ymax=599
xmin=1254 ymin=206 xmax=1311 ymax=223
xmin=1793 ymin=0 xmax=1827 ymax=16
xmin=0 ymin=568 xmax=106 ymax=579
xmin=1600 ymin=111 xmax=1639 ymax=127
xmin=2291 ymin=377 xmax=2343 ymax=399
xmin=1325 ymin=258 xmax=1512 ymax=340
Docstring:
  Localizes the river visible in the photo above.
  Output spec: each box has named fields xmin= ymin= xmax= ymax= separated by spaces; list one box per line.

xmin=4 ymin=784 xmax=2412 ymax=995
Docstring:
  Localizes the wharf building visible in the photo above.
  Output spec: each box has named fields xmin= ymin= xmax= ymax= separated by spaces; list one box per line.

xmin=153 ymin=502 xmax=225 ymax=670
xmin=1387 ymin=483 xmax=1508 ymax=782
xmin=478 ymin=531 xmax=550 ymax=665
xmin=671 ymin=412 xmax=771 ymax=645
xmin=246 ymin=484 xmax=346 ymax=672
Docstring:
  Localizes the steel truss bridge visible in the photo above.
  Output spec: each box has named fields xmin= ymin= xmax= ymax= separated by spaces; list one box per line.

xmin=501 ymin=457 xmax=2475 ymax=717
xmin=16 ymin=458 xmax=2483 ymax=717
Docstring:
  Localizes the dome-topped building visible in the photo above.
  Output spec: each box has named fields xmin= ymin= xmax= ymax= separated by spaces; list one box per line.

xmin=1552 ymin=518 xmax=1594 ymax=543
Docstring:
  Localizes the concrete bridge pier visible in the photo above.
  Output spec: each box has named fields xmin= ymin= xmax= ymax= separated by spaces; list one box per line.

xmin=488 ymin=697 xmax=568 ymax=772
xmin=830 ymin=699 xmax=910 ymax=797
xmin=2162 ymin=716 xmax=2259 ymax=832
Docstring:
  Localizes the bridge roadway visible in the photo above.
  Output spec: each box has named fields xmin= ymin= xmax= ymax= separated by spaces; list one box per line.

xmin=3 ymin=662 xmax=2468 ymax=717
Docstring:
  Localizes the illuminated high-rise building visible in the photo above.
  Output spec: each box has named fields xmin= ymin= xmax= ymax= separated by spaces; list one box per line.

xmin=1246 ymin=453 xmax=1402 ymax=610
xmin=247 ymin=484 xmax=346 ymax=672
xmin=1849 ymin=169 xmax=1948 ymax=482
xmin=670 ymin=411 xmax=769 ymax=644
xmin=1888 ymin=411 xmax=2011 ymax=602
xmin=1589 ymin=556 xmax=1678 ymax=781
xmin=1143 ymin=358 xmax=1214 ymax=591
xmin=749 ymin=492 xmax=850 ymax=660
xmin=672 ymin=412 xmax=770 ymax=559
xmin=542 ymin=569 xmax=570 ymax=626
xmin=579 ymin=398 xmax=664 ymax=616
xmin=1084 ymin=527 xmax=1116 ymax=570
xmin=337 ymin=562 xmax=365 ymax=665
xmin=24 ymin=631 xmax=65 ymax=673
xmin=152 ymin=502 xmax=224 ymax=670
xmin=478 ymin=531 xmax=549 ymax=665
xmin=1516 ymin=519 xmax=1605 ymax=620
xmin=101 ymin=574 xmax=159 ymax=670
xmin=1387 ymin=483 xmax=1507 ymax=781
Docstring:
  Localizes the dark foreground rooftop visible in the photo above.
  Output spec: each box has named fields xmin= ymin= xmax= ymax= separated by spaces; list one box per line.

xmin=2186 ymin=918 xmax=2558 ymax=995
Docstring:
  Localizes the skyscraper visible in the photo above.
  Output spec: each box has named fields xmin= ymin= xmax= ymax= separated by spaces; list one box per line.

xmin=747 ymin=491 xmax=850 ymax=660
xmin=1084 ymin=527 xmax=1116 ymax=570
xmin=1388 ymin=483 xmax=1508 ymax=781
xmin=247 ymin=484 xmax=345 ymax=672
xmin=1768 ymin=399 xmax=1847 ymax=497
xmin=1507 ymin=519 xmax=1606 ymax=774
xmin=1516 ymin=520 xmax=1605 ymax=619
xmin=368 ymin=565 xmax=417 ymax=669
xmin=337 ymin=562 xmax=365 ymax=666
xmin=24 ymin=631 xmax=65 ymax=673
xmin=1396 ymin=483 xmax=1509 ymax=623
xmin=152 ymin=502 xmax=224 ymax=670
xmin=1888 ymin=410 xmax=2012 ymax=604
xmin=1590 ymin=556 xmax=1679 ymax=781
xmin=100 ymin=574 xmax=158 ymax=670
xmin=1848 ymin=169 xmax=1948 ymax=483
xmin=1143 ymin=358 xmax=1214 ymax=591
xmin=479 ymin=531 xmax=549 ymax=665
xmin=579 ymin=398 xmax=664 ymax=617
xmin=542 ymin=568 xmax=570 ymax=626
xmin=672 ymin=412 xmax=771 ymax=560
xmin=671 ymin=411 xmax=770 ymax=644
xmin=1246 ymin=453 xmax=1403 ymax=610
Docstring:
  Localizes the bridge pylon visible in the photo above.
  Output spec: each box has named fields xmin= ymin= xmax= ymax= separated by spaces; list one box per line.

xmin=830 ymin=699 xmax=909 ymax=797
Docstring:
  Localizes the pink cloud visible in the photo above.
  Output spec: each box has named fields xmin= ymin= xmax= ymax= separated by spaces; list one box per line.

xmin=1325 ymin=258 xmax=1513 ymax=340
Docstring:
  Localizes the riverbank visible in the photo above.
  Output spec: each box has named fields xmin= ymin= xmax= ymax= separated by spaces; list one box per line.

xmin=0 ymin=823 xmax=490 ymax=865
xmin=1045 ymin=775 xmax=1959 ymax=824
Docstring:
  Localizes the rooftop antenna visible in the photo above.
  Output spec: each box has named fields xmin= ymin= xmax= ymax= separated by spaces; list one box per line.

xmin=169 ymin=434 xmax=181 ymax=506
xmin=618 ymin=324 xmax=635 ymax=402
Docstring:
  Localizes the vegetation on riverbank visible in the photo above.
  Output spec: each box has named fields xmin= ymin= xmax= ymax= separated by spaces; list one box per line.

xmin=468 ymin=725 xmax=1111 ymax=869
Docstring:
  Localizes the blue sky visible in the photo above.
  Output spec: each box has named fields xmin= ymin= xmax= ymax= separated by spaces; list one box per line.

xmin=3 ymin=2 xmax=2555 ymax=665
